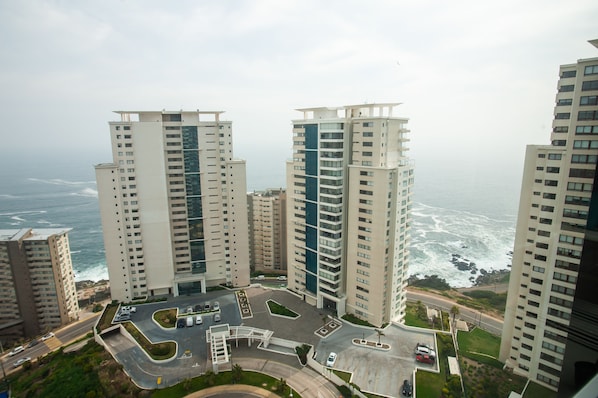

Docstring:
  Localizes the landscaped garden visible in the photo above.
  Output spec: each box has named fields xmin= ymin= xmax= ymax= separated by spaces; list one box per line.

xmin=153 ymin=308 xmax=178 ymax=328
xmin=522 ymin=381 xmax=557 ymax=398
xmin=266 ymin=299 xmax=299 ymax=318
xmin=122 ymin=322 xmax=176 ymax=360
xmin=457 ymin=327 xmax=502 ymax=367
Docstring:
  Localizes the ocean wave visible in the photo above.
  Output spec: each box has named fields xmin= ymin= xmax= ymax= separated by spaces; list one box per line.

xmin=0 ymin=210 xmax=47 ymax=217
xmin=0 ymin=194 xmax=20 ymax=199
xmin=74 ymin=262 xmax=109 ymax=282
xmin=27 ymin=178 xmax=97 ymax=186
xmin=70 ymin=188 xmax=98 ymax=198
xmin=409 ymin=201 xmax=515 ymax=287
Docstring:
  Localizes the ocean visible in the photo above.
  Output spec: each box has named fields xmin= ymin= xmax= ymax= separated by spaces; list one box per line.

xmin=0 ymin=152 xmax=521 ymax=288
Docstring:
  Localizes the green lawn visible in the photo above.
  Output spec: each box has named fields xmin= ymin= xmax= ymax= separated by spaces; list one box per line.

xmin=404 ymin=302 xmax=431 ymax=328
xmin=152 ymin=370 xmax=300 ymax=398
xmin=523 ymin=381 xmax=557 ymax=398
xmin=416 ymin=333 xmax=456 ymax=397
xmin=266 ymin=299 xmax=299 ymax=318
xmin=457 ymin=327 xmax=500 ymax=358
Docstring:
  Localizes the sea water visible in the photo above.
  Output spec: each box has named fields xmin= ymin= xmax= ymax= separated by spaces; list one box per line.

xmin=0 ymin=152 xmax=521 ymax=287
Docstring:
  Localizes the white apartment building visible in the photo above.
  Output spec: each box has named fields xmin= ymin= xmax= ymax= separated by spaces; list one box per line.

xmin=286 ymin=103 xmax=413 ymax=327
xmin=0 ymin=228 xmax=79 ymax=342
xmin=500 ymin=40 xmax=598 ymax=391
xmin=95 ymin=111 xmax=250 ymax=303
xmin=247 ymin=189 xmax=287 ymax=274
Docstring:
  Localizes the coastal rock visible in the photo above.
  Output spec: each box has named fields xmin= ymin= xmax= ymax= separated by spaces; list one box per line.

xmin=450 ymin=254 xmax=478 ymax=274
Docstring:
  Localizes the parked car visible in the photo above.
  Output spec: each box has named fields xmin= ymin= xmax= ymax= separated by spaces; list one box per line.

xmin=121 ymin=306 xmax=136 ymax=313
xmin=176 ymin=318 xmax=186 ymax=328
xmin=214 ymin=313 xmax=221 ymax=322
xmin=114 ymin=313 xmax=130 ymax=322
xmin=326 ymin=352 xmax=337 ymax=367
xmin=256 ymin=275 xmax=265 ymax=280
xmin=186 ymin=316 xmax=194 ymax=327
xmin=213 ymin=301 xmax=220 ymax=311
xmin=415 ymin=343 xmax=435 ymax=357
xmin=13 ymin=357 xmax=31 ymax=368
xmin=186 ymin=306 xmax=194 ymax=314
xmin=402 ymin=379 xmax=413 ymax=396
xmin=277 ymin=275 xmax=287 ymax=281
xmin=27 ymin=340 xmax=39 ymax=348
xmin=8 ymin=346 xmax=24 ymax=357
xmin=194 ymin=304 xmax=203 ymax=312
xmin=204 ymin=302 xmax=211 ymax=311
xmin=195 ymin=315 xmax=203 ymax=325
xmin=415 ymin=354 xmax=434 ymax=364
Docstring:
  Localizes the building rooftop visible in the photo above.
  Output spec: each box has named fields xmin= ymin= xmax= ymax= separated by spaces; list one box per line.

xmin=0 ymin=228 xmax=71 ymax=242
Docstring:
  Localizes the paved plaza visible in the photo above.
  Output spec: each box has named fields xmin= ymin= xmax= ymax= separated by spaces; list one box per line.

xmin=100 ymin=285 xmax=438 ymax=397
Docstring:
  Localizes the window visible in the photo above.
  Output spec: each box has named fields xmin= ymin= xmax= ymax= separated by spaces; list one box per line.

xmin=553 ymin=126 xmax=568 ymax=133
xmin=567 ymin=181 xmax=593 ymax=192
xmin=559 ymin=85 xmax=574 ymax=92
xmin=552 ymin=140 xmax=566 ymax=146
xmin=570 ymin=168 xmax=595 ymax=178
xmin=573 ymin=140 xmax=598 ymax=149
xmin=585 ymin=65 xmax=598 ymax=75
xmin=575 ymin=125 xmax=598 ymax=135
xmin=546 ymin=167 xmax=559 ymax=173
xmin=544 ymin=180 xmax=558 ymax=187
xmin=562 ymin=70 xmax=577 ymax=78
xmin=580 ymin=95 xmax=598 ymax=105
xmin=557 ymin=98 xmax=572 ymax=106
xmin=582 ymin=80 xmax=598 ymax=91
xmin=578 ymin=110 xmax=598 ymax=120
xmin=555 ymin=113 xmax=570 ymax=119
xmin=571 ymin=154 xmax=598 ymax=164
xmin=363 ymin=151 xmax=373 ymax=157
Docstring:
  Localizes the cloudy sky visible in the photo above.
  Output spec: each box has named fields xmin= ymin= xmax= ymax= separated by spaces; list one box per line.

xmin=1 ymin=0 xmax=597 ymax=197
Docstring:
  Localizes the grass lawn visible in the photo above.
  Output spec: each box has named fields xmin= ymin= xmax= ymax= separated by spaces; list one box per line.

xmin=457 ymin=327 xmax=500 ymax=358
xmin=152 ymin=370 xmax=300 ymax=398
xmin=332 ymin=369 xmax=352 ymax=383
xmin=153 ymin=308 xmax=178 ymax=328
xmin=523 ymin=381 xmax=557 ymax=398
xmin=416 ymin=333 xmax=456 ymax=397
xmin=123 ymin=322 xmax=177 ymax=360
xmin=97 ymin=304 xmax=118 ymax=332
xmin=404 ymin=302 xmax=430 ymax=328
xmin=266 ymin=299 xmax=299 ymax=318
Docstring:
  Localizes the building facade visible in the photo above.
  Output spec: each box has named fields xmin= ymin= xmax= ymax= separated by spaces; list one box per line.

xmin=95 ymin=111 xmax=250 ymax=303
xmin=500 ymin=40 xmax=598 ymax=392
xmin=247 ymin=189 xmax=287 ymax=275
xmin=0 ymin=228 xmax=79 ymax=342
xmin=286 ymin=103 xmax=413 ymax=327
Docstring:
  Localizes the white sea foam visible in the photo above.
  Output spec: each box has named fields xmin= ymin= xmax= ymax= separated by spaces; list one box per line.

xmin=28 ymin=178 xmax=97 ymax=186
xmin=409 ymin=201 xmax=515 ymax=287
xmin=71 ymin=188 xmax=98 ymax=198
xmin=75 ymin=262 xmax=109 ymax=282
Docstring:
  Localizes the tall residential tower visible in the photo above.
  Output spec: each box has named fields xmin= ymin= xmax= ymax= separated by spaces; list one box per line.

xmin=247 ymin=189 xmax=287 ymax=275
xmin=95 ymin=111 xmax=250 ymax=303
xmin=0 ymin=228 xmax=79 ymax=342
xmin=500 ymin=40 xmax=598 ymax=393
xmin=286 ymin=103 xmax=413 ymax=327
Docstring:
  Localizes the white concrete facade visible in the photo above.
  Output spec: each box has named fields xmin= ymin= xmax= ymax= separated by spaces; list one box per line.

xmin=95 ymin=111 xmax=250 ymax=303
xmin=247 ymin=189 xmax=287 ymax=274
xmin=286 ymin=103 xmax=413 ymax=327
xmin=500 ymin=42 xmax=598 ymax=390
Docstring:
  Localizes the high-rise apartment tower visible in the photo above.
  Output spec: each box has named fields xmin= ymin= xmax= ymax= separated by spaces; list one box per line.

xmin=0 ymin=228 xmax=79 ymax=343
xmin=247 ymin=189 xmax=287 ymax=275
xmin=95 ymin=111 xmax=250 ymax=303
xmin=501 ymin=40 xmax=598 ymax=393
xmin=286 ymin=103 xmax=413 ymax=327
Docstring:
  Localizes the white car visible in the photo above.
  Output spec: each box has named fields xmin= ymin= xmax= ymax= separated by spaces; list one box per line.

xmin=213 ymin=301 xmax=220 ymax=311
xmin=8 ymin=346 xmax=24 ymax=357
xmin=41 ymin=332 xmax=55 ymax=341
xmin=13 ymin=357 xmax=31 ymax=368
xmin=277 ymin=275 xmax=287 ymax=281
xmin=326 ymin=352 xmax=337 ymax=367
xmin=195 ymin=315 xmax=203 ymax=325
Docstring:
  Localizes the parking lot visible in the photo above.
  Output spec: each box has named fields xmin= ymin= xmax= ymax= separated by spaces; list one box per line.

xmin=102 ymin=286 xmax=438 ymax=397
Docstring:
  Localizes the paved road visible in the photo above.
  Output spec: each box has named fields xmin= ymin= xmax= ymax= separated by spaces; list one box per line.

xmin=406 ymin=290 xmax=504 ymax=336
xmin=1 ymin=312 xmax=100 ymax=374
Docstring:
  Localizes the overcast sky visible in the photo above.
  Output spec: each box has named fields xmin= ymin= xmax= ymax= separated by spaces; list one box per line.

xmin=1 ymin=0 xmax=597 ymax=195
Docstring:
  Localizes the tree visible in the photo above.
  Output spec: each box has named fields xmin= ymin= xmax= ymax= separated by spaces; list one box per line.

xmin=375 ymin=329 xmax=385 ymax=345
xmin=204 ymin=369 xmax=216 ymax=386
xmin=450 ymin=305 xmax=460 ymax=323
xmin=232 ymin=363 xmax=243 ymax=383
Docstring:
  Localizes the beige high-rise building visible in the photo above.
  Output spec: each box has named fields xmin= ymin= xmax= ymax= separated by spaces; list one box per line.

xmin=286 ymin=103 xmax=413 ymax=327
xmin=501 ymin=40 xmax=598 ymax=392
xmin=0 ymin=228 xmax=79 ymax=343
xmin=247 ymin=189 xmax=287 ymax=274
xmin=95 ymin=111 xmax=250 ymax=303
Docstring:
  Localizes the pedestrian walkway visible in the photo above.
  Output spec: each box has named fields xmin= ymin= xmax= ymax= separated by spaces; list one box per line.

xmin=184 ymin=384 xmax=279 ymax=397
